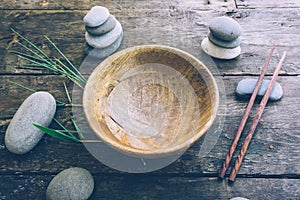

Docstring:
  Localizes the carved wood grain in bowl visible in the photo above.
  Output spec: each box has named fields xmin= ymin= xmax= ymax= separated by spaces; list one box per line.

xmin=83 ymin=45 xmax=219 ymax=157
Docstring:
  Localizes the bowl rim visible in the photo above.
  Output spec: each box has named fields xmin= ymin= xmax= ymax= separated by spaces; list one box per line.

xmin=83 ymin=45 xmax=219 ymax=156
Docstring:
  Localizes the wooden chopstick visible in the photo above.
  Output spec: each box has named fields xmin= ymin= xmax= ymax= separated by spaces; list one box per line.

xmin=219 ymin=46 xmax=276 ymax=179
xmin=228 ymin=51 xmax=287 ymax=182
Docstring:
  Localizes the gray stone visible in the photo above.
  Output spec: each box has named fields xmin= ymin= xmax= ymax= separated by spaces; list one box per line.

xmin=86 ymin=15 xmax=117 ymax=36
xmin=201 ymin=37 xmax=241 ymax=60
xmin=85 ymin=21 xmax=123 ymax=48
xmin=4 ymin=92 xmax=56 ymax=154
xmin=230 ymin=198 xmax=249 ymax=200
xmin=236 ymin=78 xmax=283 ymax=101
xmin=208 ymin=32 xmax=241 ymax=49
xmin=83 ymin=6 xmax=110 ymax=27
xmin=209 ymin=16 xmax=242 ymax=41
xmin=46 ymin=167 xmax=94 ymax=200
xmin=85 ymin=31 xmax=123 ymax=59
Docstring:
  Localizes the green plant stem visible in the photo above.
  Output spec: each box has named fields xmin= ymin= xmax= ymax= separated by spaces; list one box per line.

xmin=10 ymin=29 xmax=89 ymax=143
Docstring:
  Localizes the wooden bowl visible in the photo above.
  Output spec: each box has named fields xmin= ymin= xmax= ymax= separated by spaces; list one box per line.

xmin=83 ymin=45 xmax=219 ymax=157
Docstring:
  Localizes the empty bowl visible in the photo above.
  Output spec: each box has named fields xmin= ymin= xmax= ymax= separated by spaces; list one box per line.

xmin=83 ymin=45 xmax=219 ymax=157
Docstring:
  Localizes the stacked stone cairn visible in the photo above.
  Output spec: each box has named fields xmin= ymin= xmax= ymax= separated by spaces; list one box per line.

xmin=84 ymin=6 xmax=123 ymax=59
xmin=201 ymin=16 xmax=242 ymax=60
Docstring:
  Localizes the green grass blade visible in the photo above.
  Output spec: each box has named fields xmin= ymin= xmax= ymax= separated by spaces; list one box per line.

xmin=9 ymin=81 xmax=37 ymax=93
xmin=16 ymin=54 xmax=83 ymax=85
xmin=53 ymin=118 xmax=77 ymax=139
xmin=59 ymin=130 xmax=93 ymax=134
xmin=55 ymin=58 xmax=85 ymax=85
xmin=45 ymin=36 xmax=86 ymax=82
xmin=9 ymin=81 xmax=73 ymax=107
xmin=13 ymin=41 xmax=55 ymax=66
xmin=14 ymin=54 xmax=59 ymax=72
xmin=53 ymin=118 xmax=69 ymax=132
xmin=33 ymin=123 xmax=81 ymax=142
xmin=11 ymin=29 xmax=85 ymax=89
xmin=63 ymin=82 xmax=72 ymax=103
xmin=11 ymin=28 xmax=53 ymax=63
xmin=69 ymin=114 xmax=84 ymax=139
xmin=9 ymin=50 xmax=49 ymax=64
xmin=20 ymin=63 xmax=45 ymax=68
xmin=55 ymin=58 xmax=86 ymax=84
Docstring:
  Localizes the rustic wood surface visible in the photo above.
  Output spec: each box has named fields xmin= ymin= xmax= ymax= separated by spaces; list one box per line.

xmin=0 ymin=0 xmax=300 ymax=199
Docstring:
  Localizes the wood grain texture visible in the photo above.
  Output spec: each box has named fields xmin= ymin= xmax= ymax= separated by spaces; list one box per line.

xmin=0 ymin=0 xmax=236 ymax=11
xmin=236 ymin=0 xmax=300 ymax=9
xmin=1 ymin=0 xmax=300 ymax=199
xmin=0 ymin=175 xmax=299 ymax=200
xmin=0 ymin=7 xmax=299 ymax=75
xmin=1 ymin=75 xmax=299 ymax=176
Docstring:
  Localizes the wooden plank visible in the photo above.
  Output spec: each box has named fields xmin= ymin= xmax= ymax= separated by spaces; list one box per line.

xmin=0 ymin=8 xmax=299 ymax=75
xmin=0 ymin=0 xmax=236 ymax=11
xmin=1 ymin=75 xmax=299 ymax=175
xmin=236 ymin=0 xmax=300 ymax=9
xmin=0 ymin=175 xmax=299 ymax=199
xmin=0 ymin=75 xmax=72 ymax=119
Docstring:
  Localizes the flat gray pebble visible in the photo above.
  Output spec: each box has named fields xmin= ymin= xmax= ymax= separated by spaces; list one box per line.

xmin=5 ymin=91 xmax=56 ymax=154
xmin=46 ymin=167 xmax=94 ymax=200
xmin=209 ymin=16 xmax=242 ymax=41
xmin=236 ymin=78 xmax=283 ymax=101
xmin=85 ymin=31 xmax=123 ymax=59
xmin=86 ymin=15 xmax=117 ymax=35
xmin=83 ymin=6 xmax=110 ymax=27
xmin=208 ymin=32 xmax=241 ymax=49
xmin=85 ymin=21 xmax=123 ymax=48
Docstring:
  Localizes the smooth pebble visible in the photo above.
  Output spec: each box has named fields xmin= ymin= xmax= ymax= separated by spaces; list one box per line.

xmin=83 ymin=6 xmax=110 ymax=27
xmin=209 ymin=16 xmax=241 ymax=41
xmin=85 ymin=21 xmax=123 ymax=48
xmin=46 ymin=167 xmax=94 ymax=200
xmin=85 ymin=31 xmax=123 ymax=59
xmin=230 ymin=197 xmax=249 ymax=200
xmin=201 ymin=37 xmax=241 ymax=59
xmin=5 ymin=92 xmax=56 ymax=154
xmin=236 ymin=78 xmax=283 ymax=101
xmin=86 ymin=15 xmax=117 ymax=35
xmin=208 ymin=32 xmax=241 ymax=49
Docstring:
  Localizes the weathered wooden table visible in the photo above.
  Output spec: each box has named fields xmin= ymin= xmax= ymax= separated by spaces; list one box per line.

xmin=1 ymin=0 xmax=300 ymax=199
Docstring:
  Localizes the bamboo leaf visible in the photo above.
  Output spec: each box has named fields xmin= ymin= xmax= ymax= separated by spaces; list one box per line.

xmin=33 ymin=123 xmax=81 ymax=142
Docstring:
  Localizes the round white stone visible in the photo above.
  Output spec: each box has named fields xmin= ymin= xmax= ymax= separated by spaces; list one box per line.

xmin=85 ymin=21 xmax=123 ymax=48
xmin=230 ymin=197 xmax=249 ymax=200
xmin=83 ymin=6 xmax=110 ymax=27
xmin=201 ymin=37 xmax=241 ymax=60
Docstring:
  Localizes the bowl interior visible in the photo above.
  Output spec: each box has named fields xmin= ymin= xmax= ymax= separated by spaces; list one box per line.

xmin=83 ymin=45 xmax=219 ymax=155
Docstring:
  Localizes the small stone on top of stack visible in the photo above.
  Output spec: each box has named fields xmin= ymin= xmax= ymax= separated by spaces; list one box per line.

xmin=201 ymin=16 xmax=242 ymax=60
xmin=83 ymin=6 xmax=123 ymax=59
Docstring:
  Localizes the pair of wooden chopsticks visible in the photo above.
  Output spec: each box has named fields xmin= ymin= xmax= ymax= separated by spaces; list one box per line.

xmin=219 ymin=46 xmax=287 ymax=182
